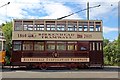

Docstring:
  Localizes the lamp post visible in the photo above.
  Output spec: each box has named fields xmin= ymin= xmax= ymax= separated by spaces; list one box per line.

xmin=0 ymin=2 xmax=10 ymax=23
xmin=0 ymin=2 xmax=10 ymax=8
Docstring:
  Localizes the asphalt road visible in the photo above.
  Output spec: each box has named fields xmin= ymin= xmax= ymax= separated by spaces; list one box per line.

xmin=0 ymin=66 xmax=119 ymax=78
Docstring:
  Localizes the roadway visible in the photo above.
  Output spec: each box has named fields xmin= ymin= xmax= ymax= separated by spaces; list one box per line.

xmin=0 ymin=66 xmax=119 ymax=78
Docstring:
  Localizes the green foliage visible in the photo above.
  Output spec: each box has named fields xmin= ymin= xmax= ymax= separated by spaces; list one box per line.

xmin=2 ymin=22 xmax=12 ymax=57
xmin=103 ymin=37 xmax=119 ymax=66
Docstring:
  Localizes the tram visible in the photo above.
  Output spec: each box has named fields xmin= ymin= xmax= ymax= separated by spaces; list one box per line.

xmin=11 ymin=19 xmax=103 ymax=69
xmin=0 ymin=30 xmax=6 ymax=65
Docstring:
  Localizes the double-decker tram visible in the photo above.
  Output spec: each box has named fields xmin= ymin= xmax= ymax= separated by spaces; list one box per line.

xmin=11 ymin=19 xmax=103 ymax=69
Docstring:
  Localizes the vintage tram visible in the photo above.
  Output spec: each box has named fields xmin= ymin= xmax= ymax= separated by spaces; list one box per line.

xmin=0 ymin=30 xmax=6 ymax=65
xmin=11 ymin=19 xmax=103 ymax=69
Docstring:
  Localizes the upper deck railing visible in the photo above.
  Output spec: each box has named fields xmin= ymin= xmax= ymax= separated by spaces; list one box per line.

xmin=13 ymin=19 xmax=102 ymax=32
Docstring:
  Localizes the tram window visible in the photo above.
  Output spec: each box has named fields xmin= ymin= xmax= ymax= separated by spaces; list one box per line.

xmin=57 ymin=25 xmax=65 ymax=31
xmin=57 ymin=44 xmax=66 ymax=50
xmin=47 ymin=44 xmax=55 ymax=50
xmin=83 ymin=26 xmax=88 ymax=31
xmin=34 ymin=42 xmax=44 ymax=51
xmin=68 ymin=25 xmax=74 ymax=31
xmin=46 ymin=25 xmax=55 ymax=31
xmin=90 ymin=43 xmax=92 ymax=51
xmin=97 ymin=43 xmax=99 ymax=50
xmin=75 ymin=45 xmax=77 ymax=50
xmin=68 ymin=44 xmax=74 ymax=50
xmin=23 ymin=24 xmax=33 ymax=31
xmin=93 ymin=42 xmax=95 ymax=51
xmin=23 ymin=42 xmax=33 ymax=51
xmin=78 ymin=26 xmax=83 ymax=31
xmin=34 ymin=24 xmax=44 ymax=31
xmin=96 ymin=25 xmax=101 ymax=31
xmin=89 ymin=26 xmax=94 ymax=31
xmin=14 ymin=21 xmax=22 ymax=31
xmin=13 ymin=41 xmax=21 ymax=51
xmin=100 ymin=43 xmax=102 ymax=50
xmin=80 ymin=47 xmax=87 ymax=51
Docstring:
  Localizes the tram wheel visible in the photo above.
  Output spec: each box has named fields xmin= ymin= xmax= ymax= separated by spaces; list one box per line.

xmin=40 ymin=63 xmax=47 ymax=70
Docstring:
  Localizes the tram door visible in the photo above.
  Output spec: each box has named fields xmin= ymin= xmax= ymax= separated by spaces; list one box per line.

xmin=89 ymin=42 xmax=103 ymax=66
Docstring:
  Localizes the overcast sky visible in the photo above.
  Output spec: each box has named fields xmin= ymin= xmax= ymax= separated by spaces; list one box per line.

xmin=0 ymin=0 xmax=119 ymax=41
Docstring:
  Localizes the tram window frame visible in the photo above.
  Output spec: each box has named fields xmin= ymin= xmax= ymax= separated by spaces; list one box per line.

xmin=23 ymin=24 xmax=34 ymax=31
xmin=100 ymin=43 xmax=102 ymax=51
xmin=34 ymin=42 xmax=44 ymax=51
xmin=83 ymin=26 xmax=88 ymax=31
xmin=97 ymin=43 xmax=99 ymax=51
xmin=90 ymin=43 xmax=92 ymax=51
xmin=96 ymin=25 xmax=101 ymax=31
xmin=23 ymin=42 xmax=33 ymax=51
xmin=46 ymin=24 xmax=55 ymax=31
xmin=80 ymin=47 xmax=87 ymax=51
xmin=57 ymin=25 xmax=65 ymax=31
xmin=34 ymin=24 xmax=44 ymax=31
xmin=68 ymin=25 xmax=74 ymax=31
xmin=67 ymin=44 xmax=74 ymax=51
xmin=13 ymin=41 xmax=21 ymax=51
xmin=89 ymin=26 xmax=94 ymax=31
xmin=57 ymin=42 xmax=66 ymax=50
xmin=46 ymin=41 xmax=55 ymax=51
xmin=78 ymin=25 xmax=83 ymax=31
xmin=14 ymin=21 xmax=23 ymax=31
xmin=92 ymin=42 xmax=95 ymax=51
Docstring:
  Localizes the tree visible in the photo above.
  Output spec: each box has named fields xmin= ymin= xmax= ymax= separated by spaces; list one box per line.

xmin=104 ymin=39 xmax=119 ymax=66
xmin=103 ymin=38 xmax=109 ymax=47
xmin=2 ymin=22 xmax=12 ymax=57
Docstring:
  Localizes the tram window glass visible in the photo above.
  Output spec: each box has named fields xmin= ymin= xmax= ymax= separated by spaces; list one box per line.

xmin=80 ymin=47 xmax=87 ymax=51
xmin=23 ymin=24 xmax=34 ymax=31
xmin=57 ymin=42 xmax=66 ymax=50
xmin=68 ymin=44 xmax=74 ymax=50
xmin=14 ymin=21 xmax=22 ymax=31
xmin=23 ymin=42 xmax=33 ymax=51
xmin=46 ymin=24 xmax=55 ymax=31
xmin=90 ymin=43 xmax=92 ymax=51
xmin=13 ymin=41 xmax=21 ymax=51
xmin=75 ymin=45 xmax=77 ymax=50
xmin=68 ymin=25 xmax=74 ymax=31
xmin=78 ymin=25 xmax=83 ymax=31
xmin=34 ymin=42 xmax=44 ymax=50
xmin=97 ymin=43 xmax=99 ymax=50
xmin=47 ymin=44 xmax=55 ymax=50
xmin=96 ymin=25 xmax=101 ymax=31
xmin=57 ymin=25 xmax=65 ymax=31
xmin=34 ymin=24 xmax=44 ymax=31
xmin=93 ymin=42 xmax=95 ymax=50
xmin=83 ymin=26 xmax=88 ymax=31
xmin=89 ymin=26 xmax=94 ymax=31
xmin=100 ymin=43 xmax=102 ymax=50
xmin=23 ymin=21 xmax=33 ymax=31
xmin=57 ymin=44 xmax=66 ymax=50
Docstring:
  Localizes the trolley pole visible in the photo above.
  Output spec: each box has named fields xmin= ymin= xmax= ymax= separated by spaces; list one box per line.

xmin=87 ymin=2 xmax=89 ymax=20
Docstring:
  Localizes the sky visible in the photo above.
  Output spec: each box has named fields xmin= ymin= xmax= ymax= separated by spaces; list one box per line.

xmin=0 ymin=0 xmax=119 ymax=41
